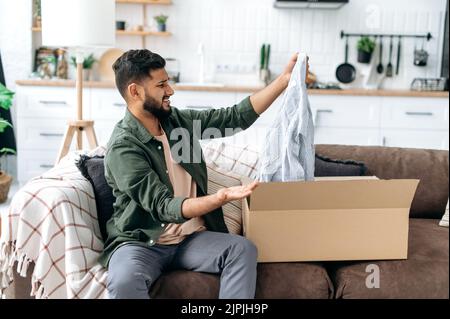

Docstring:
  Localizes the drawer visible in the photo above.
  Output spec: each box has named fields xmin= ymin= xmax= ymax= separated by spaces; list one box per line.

xmin=17 ymin=118 xmax=68 ymax=150
xmin=381 ymin=129 xmax=449 ymax=150
xmin=90 ymin=89 xmax=128 ymax=121
xmin=310 ymin=96 xmax=381 ymax=129
xmin=95 ymin=121 xmax=119 ymax=147
xmin=380 ymin=97 xmax=449 ymax=130
xmin=17 ymin=86 xmax=90 ymax=119
xmin=314 ymin=127 xmax=381 ymax=146
xmin=170 ymin=91 xmax=236 ymax=110
xmin=17 ymin=150 xmax=57 ymax=184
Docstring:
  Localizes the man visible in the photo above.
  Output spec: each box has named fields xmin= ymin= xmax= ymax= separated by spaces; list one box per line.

xmin=100 ymin=49 xmax=300 ymax=299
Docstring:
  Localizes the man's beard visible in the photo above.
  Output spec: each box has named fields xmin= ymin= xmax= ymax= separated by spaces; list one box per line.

xmin=143 ymin=95 xmax=172 ymax=120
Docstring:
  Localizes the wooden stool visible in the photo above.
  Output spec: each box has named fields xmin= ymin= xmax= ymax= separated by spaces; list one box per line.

xmin=55 ymin=120 xmax=98 ymax=164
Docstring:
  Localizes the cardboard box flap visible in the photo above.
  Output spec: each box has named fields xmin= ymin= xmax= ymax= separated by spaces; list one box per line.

xmin=249 ymin=179 xmax=419 ymax=211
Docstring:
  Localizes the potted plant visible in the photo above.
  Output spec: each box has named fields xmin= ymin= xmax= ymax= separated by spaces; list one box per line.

xmin=33 ymin=0 xmax=41 ymax=28
xmin=70 ymin=53 xmax=97 ymax=81
xmin=0 ymin=83 xmax=16 ymax=204
xmin=154 ymin=14 xmax=169 ymax=32
xmin=357 ymin=36 xmax=376 ymax=64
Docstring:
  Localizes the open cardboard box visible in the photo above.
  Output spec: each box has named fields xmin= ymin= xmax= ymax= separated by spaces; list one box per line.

xmin=242 ymin=176 xmax=419 ymax=262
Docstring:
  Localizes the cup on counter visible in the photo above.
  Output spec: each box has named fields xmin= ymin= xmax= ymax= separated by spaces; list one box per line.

xmin=116 ymin=21 xmax=127 ymax=31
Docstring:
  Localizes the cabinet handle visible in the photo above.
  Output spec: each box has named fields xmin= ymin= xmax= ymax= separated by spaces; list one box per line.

xmin=405 ymin=111 xmax=433 ymax=116
xmin=39 ymin=100 xmax=68 ymax=106
xmin=40 ymin=164 xmax=54 ymax=169
xmin=382 ymin=136 xmax=387 ymax=146
xmin=39 ymin=133 xmax=64 ymax=137
xmin=113 ymin=103 xmax=127 ymax=108
xmin=316 ymin=109 xmax=334 ymax=113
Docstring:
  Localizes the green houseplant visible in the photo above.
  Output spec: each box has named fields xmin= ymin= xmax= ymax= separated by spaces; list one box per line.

xmin=0 ymin=83 xmax=16 ymax=203
xmin=357 ymin=36 xmax=376 ymax=63
xmin=70 ymin=53 xmax=97 ymax=81
xmin=154 ymin=14 xmax=169 ymax=32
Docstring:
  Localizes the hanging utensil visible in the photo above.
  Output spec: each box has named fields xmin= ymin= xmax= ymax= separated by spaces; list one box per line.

xmin=260 ymin=44 xmax=266 ymax=71
xmin=396 ymin=36 xmax=401 ymax=75
xmin=336 ymin=35 xmax=356 ymax=84
xmin=376 ymin=36 xmax=384 ymax=74
xmin=264 ymin=44 xmax=271 ymax=70
xmin=386 ymin=36 xmax=394 ymax=77
xmin=414 ymin=37 xmax=428 ymax=66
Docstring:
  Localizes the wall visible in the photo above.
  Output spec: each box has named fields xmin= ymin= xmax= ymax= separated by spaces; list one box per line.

xmin=114 ymin=0 xmax=447 ymax=88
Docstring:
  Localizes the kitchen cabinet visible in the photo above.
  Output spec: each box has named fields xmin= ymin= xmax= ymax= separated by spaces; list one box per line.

xmin=14 ymin=84 xmax=449 ymax=184
xmin=381 ymin=129 xmax=449 ymax=150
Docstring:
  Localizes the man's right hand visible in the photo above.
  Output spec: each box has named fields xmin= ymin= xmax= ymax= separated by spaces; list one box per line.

xmin=217 ymin=181 xmax=259 ymax=204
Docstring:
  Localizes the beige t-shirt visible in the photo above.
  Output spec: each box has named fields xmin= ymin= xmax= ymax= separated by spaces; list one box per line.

xmin=154 ymin=130 xmax=206 ymax=245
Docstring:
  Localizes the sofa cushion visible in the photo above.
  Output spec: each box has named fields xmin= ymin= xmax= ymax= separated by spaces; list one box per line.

xmin=316 ymin=145 xmax=449 ymax=219
xmin=206 ymin=165 xmax=243 ymax=235
xmin=314 ymin=154 xmax=367 ymax=177
xmin=255 ymin=263 xmax=334 ymax=299
xmin=201 ymin=140 xmax=260 ymax=179
xmin=76 ymin=155 xmax=114 ymax=242
xmin=150 ymin=263 xmax=334 ymax=299
xmin=202 ymin=140 xmax=368 ymax=179
xmin=327 ymin=218 xmax=449 ymax=299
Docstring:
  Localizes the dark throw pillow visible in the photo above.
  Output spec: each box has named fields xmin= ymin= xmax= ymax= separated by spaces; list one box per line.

xmin=76 ymin=155 xmax=114 ymax=242
xmin=314 ymin=154 xmax=367 ymax=177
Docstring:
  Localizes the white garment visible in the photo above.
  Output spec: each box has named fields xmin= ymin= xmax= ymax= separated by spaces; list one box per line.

xmin=259 ymin=53 xmax=315 ymax=182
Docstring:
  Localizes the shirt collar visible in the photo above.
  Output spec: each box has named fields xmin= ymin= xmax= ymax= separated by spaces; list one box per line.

xmin=123 ymin=109 xmax=154 ymax=144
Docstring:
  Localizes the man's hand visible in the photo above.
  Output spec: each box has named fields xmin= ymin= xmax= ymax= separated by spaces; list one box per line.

xmin=181 ymin=181 xmax=259 ymax=219
xmin=217 ymin=181 xmax=259 ymax=204
xmin=249 ymin=53 xmax=309 ymax=116
xmin=282 ymin=53 xmax=309 ymax=85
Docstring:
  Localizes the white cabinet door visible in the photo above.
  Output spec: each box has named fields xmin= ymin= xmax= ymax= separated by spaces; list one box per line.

xmin=17 ymin=118 xmax=68 ymax=151
xmin=381 ymin=97 xmax=449 ymax=130
xmin=95 ymin=120 xmax=118 ymax=147
xmin=310 ymin=95 xmax=381 ymax=129
xmin=381 ymin=129 xmax=449 ymax=150
xmin=315 ymin=127 xmax=381 ymax=146
xmin=17 ymin=86 xmax=90 ymax=119
xmin=17 ymin=150 xmax=57 ymax=184
xmin=170 ymin=91 xmax=236 ymax=110
xmin=90 ymin=88 xmax=128 ymax=121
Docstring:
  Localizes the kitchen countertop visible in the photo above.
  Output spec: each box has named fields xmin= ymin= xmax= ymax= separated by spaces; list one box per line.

xmin=15 ymin=79 xmax=450 ymax=98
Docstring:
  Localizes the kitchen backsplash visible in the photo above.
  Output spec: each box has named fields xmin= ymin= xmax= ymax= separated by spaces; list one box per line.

xmin=0 ymin=0 xmax=447 ymax=90
xmin=114 ymin=0 xmax=447 ymax=89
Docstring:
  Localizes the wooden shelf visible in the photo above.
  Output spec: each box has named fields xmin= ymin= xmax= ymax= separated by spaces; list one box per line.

xmin=32 ymin=0 xmax=173 ymax=48
xmin=32 ymin=28 xmax=171 ymax=37
xmin=116 ymin=30 xmax=172 ymax=36
xmin=116 ymin=0 xmax=172 ymax=4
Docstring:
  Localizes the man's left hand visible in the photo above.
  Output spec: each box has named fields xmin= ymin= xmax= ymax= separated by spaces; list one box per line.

xmin=282 ymin=53 xmax=309 ymax=85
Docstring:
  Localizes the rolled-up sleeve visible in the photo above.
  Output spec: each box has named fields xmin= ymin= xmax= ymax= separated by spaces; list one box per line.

xmin=106 ymin=141 xmax=189 ymax=224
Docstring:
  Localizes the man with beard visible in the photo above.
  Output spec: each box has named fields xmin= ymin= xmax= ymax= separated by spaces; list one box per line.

xmin=101 ymin=49 xmax=300 ymax=299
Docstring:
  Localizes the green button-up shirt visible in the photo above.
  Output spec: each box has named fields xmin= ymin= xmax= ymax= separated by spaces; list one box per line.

xmin=98 ymin=96 xmax=259 ymax=267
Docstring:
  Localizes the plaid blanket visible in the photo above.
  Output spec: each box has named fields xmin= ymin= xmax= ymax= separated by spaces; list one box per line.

xmin=0 ymin=147 xmax=109 ymax=299
xmin=0 ymin=141 xmax=259 ymax=299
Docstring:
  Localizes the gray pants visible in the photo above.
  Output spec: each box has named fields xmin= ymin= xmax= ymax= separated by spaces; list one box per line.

xmin=107 ymin=231 xmax=258 ymax=299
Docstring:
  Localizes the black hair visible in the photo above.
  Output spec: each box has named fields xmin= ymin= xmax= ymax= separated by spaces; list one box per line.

xmin=112 ymin=49 xmax=166 ymax=100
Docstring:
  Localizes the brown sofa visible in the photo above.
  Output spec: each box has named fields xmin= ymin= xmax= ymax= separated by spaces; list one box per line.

xmin=5 ymin=145 xmax=449 ymax=299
